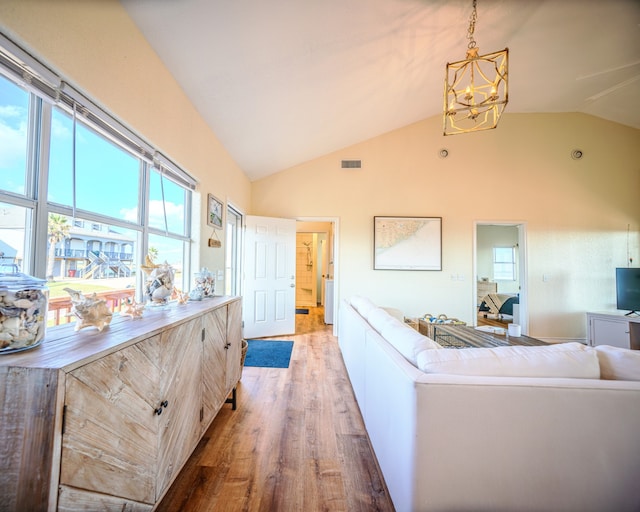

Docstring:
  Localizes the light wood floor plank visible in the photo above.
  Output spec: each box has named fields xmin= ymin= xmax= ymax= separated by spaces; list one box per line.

xmin=157 ymin=307 xmax=395 ymax=511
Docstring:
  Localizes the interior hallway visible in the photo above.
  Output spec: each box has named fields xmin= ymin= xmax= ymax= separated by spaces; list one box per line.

xmin=157 ymin=306 xmax=395 ymax=511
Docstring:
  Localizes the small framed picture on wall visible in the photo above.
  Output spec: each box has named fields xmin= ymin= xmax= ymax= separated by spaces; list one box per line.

xmin=207 ymin=194 xmax=224 ymax=229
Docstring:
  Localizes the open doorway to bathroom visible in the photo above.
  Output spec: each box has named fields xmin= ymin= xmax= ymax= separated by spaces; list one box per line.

xmin=295 ymin=219 xmax=337 ymax=333
xmin=474 ymin=222 xmax=528 ymax=334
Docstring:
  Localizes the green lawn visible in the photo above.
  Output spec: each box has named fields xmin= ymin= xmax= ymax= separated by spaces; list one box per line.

xmin=46 ymin=280 xmax=119 ymax=299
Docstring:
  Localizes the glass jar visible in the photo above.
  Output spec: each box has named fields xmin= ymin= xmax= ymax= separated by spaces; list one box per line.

xmin=0 ymin=272 xmax=49 ymax=354
xmin=194 ymin=267 xmax=215 ymax=298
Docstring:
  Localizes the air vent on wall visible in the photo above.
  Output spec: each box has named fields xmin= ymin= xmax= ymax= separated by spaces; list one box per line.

xmin=341 ymin=159 xmax=362 ymax=169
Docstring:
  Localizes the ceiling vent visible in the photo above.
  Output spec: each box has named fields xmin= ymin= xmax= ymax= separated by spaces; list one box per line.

xmin=341 ymin=159 xmax=362 ymax=169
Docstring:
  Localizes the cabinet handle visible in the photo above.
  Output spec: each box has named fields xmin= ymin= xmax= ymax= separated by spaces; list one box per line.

xmin=154 ymin=400 xmax=169 ymax=415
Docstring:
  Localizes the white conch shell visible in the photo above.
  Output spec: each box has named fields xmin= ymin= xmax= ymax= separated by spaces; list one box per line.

xmin=12 ymin=298 xmax=34 ymax=309
xmin=64 ymin=287 xmax=113 ymax=332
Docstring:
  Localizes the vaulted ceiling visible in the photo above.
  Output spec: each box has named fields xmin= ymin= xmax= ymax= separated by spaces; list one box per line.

xmin=121 ymin=0 xmax=640 ymax=181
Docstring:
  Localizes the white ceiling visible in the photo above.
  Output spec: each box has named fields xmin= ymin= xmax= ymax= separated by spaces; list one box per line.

xmin=121 ymin=0 xmax=640 ymax=181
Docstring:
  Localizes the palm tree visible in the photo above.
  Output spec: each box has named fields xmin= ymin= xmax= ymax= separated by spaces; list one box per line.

xmin=46 ymin=214 xmax=71 ymax=281
xmin=148 ymin=246 xmax=159 ymax=263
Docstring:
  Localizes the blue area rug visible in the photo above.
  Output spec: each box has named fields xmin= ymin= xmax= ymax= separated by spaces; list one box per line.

xmin=244 ymin=340 xmax=294 ymax=368
xmin=296 ymin=308 xmax=309 ymax=314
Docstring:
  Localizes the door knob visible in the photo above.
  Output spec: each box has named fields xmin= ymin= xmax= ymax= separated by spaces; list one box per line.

xmin=290 ymin=284 xmax=295 ymax=288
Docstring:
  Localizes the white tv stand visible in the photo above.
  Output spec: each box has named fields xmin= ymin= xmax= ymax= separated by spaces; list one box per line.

xmin=587 ymin=311 xmax=640 ymax=350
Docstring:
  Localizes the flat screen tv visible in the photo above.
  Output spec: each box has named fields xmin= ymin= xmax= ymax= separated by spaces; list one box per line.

xmin=616 ymin=267 xmax=640 ymax=315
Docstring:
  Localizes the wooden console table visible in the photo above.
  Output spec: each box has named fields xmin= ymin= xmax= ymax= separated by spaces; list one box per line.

xmin=419 ymin=321 xmax=547 ymax=349
xmin=1 ymin=296 xmax=242 ymax=511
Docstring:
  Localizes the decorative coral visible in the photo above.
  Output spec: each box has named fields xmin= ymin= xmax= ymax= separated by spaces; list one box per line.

xmin=121 ymin=298 xmax=145 ymax=319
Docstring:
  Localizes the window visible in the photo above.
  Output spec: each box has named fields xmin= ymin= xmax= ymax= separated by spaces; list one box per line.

xmin=493 ymin=246 xmax=516 ymax=280
xmin=0 ymin=74 xmax=29 ymax=195
xmin=148 ymin=168 xmax=187 ymax=236
xmin=0 ymin=202 xmax=29 ymax=273
xmin=48 ymin=106 xmax=140 ymax=218
xmin=0 ymin=36 xmax=196 ymax=317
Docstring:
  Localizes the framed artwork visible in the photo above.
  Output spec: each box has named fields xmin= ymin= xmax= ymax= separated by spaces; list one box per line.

xmin=374 ymin=216 xmax=442 ymax=270
xmin=207 ymin=194 xmax=223 ymax=229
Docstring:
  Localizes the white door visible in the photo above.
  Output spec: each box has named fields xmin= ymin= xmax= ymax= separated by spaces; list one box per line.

xmin=243 ymin=216 xmax=296 ymax=338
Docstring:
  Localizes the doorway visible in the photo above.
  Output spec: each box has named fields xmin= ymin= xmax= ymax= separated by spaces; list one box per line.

xmin=296 ymin=218 xmax=338 ymax=334
xmin=474 ymin=222 xmax=528 ymax=334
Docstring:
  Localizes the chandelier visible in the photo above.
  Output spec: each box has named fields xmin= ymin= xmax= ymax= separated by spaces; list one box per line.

xmin=443 ymin=0 xmax=508 ymax=135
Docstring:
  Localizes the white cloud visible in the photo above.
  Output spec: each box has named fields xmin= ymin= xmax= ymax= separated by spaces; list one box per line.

xmin=0 ymin=120 xmax=27 ymax=171
xmin=120 ymin=200 xmax=184 ymax=229
xmin=0 ymin=105 xmax=24 ymax=119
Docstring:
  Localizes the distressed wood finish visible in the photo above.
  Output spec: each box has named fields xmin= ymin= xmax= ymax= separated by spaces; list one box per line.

xmin=60 ymin=335 xmax=161 ymax=504
xmin=202 ymin=306 xmax=228 ymax=429
xmin=225 ymin=299 xmax=243 ymax=390
xmin=157 ymin=306 xmax=395 ymax=512
xmin=156 ymin=318 xmax=204 ymax=497
xmin=0 ymin=367 xmax=61 ymax=511
xmin=0 ymin=297 xmax=241 ymax=512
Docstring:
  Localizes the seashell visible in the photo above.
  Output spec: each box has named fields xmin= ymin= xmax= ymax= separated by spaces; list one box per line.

xmin=2 ymin=316 xmax=20 ymax=336
xmin=13 ymin=298 xmax=34 ymax=309
xmin=65 ymin=288 xmax=113 ymax=332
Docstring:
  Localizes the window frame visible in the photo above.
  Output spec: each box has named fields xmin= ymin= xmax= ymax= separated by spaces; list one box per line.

xmin=0 ymin=36 xmax=196 ymax=302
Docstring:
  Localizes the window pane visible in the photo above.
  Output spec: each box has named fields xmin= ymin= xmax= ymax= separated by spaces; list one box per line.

xmin=49 ymin=107 xmax=140 ymax=220
xmin=147 ymin=233 xmax=186 ymax=291
xmin=494 ymin=247 xmax=514 ymax=263
xmin=148 ymin=169 xmax=186 ymax=235
xmin=46 ymin=212 xmax=138 ymax=295
xmin=0 ymin=74 xmax=29 ymax=195
xmin=0 ymin=202 xmax=29 ymax=273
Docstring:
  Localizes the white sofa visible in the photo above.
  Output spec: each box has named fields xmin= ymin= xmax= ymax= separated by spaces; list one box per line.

xmin=338 ymin=296 xmax=640 ymax=512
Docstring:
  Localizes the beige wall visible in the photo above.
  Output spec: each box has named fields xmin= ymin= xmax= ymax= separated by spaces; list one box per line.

xmin=252 ymin=113 xmax=640 ymax=340
xmin=0 ymin=0 xmax=251 ymax=280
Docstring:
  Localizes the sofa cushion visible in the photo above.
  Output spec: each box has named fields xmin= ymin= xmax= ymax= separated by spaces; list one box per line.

xmin=416 ymin=342 xmax=600 ymax=379
xmin=595 ymin=345 xmax=640 ymax=381
xmin=380 ymin=322 xmax=441 ymax=365
xmin=350 ymin=296 xmax=377 ymax=318
xmin=366 ymin=307 xmax=398 ymax=334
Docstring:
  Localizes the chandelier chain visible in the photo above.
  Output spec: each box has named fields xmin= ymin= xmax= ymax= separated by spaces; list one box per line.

xmin=467 ymin=0 xmax=478 ymax=49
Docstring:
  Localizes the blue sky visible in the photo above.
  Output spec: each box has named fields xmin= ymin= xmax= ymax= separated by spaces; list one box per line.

xmin=1 ymin=75 xmax=185 ymax=233
xmin=0 ymin=75 xmax=187 ymax=266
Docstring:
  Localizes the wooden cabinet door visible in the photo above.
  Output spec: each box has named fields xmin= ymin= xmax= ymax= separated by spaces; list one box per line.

xmin=225 ymin=299 xmax=243 ymax=391
xmin=201 ymin=306 xmax=227 ymax=429
xmin=155 ymin=317 xmax=203 ymax=498
xmin=60 ymin=335 xmax=162 ymax=505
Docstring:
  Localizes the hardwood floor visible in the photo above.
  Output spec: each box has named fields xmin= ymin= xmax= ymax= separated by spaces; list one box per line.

xmin=157 ymin=307 xmax=395 ymax=512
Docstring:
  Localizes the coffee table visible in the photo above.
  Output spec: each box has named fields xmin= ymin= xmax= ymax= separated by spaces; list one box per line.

xmin=418 ymin=321 xmax=547 ymax=349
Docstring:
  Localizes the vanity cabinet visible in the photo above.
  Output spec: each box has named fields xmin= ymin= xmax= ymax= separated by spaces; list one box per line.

xmin=0 ymin=297 xmax=241 ymax=512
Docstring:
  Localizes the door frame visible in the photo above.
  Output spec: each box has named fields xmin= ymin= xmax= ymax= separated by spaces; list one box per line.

xmin=473 ymin=221 xmax=528 ymax=335
xmin=297 ymin=216 xmax=340 ymax=336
